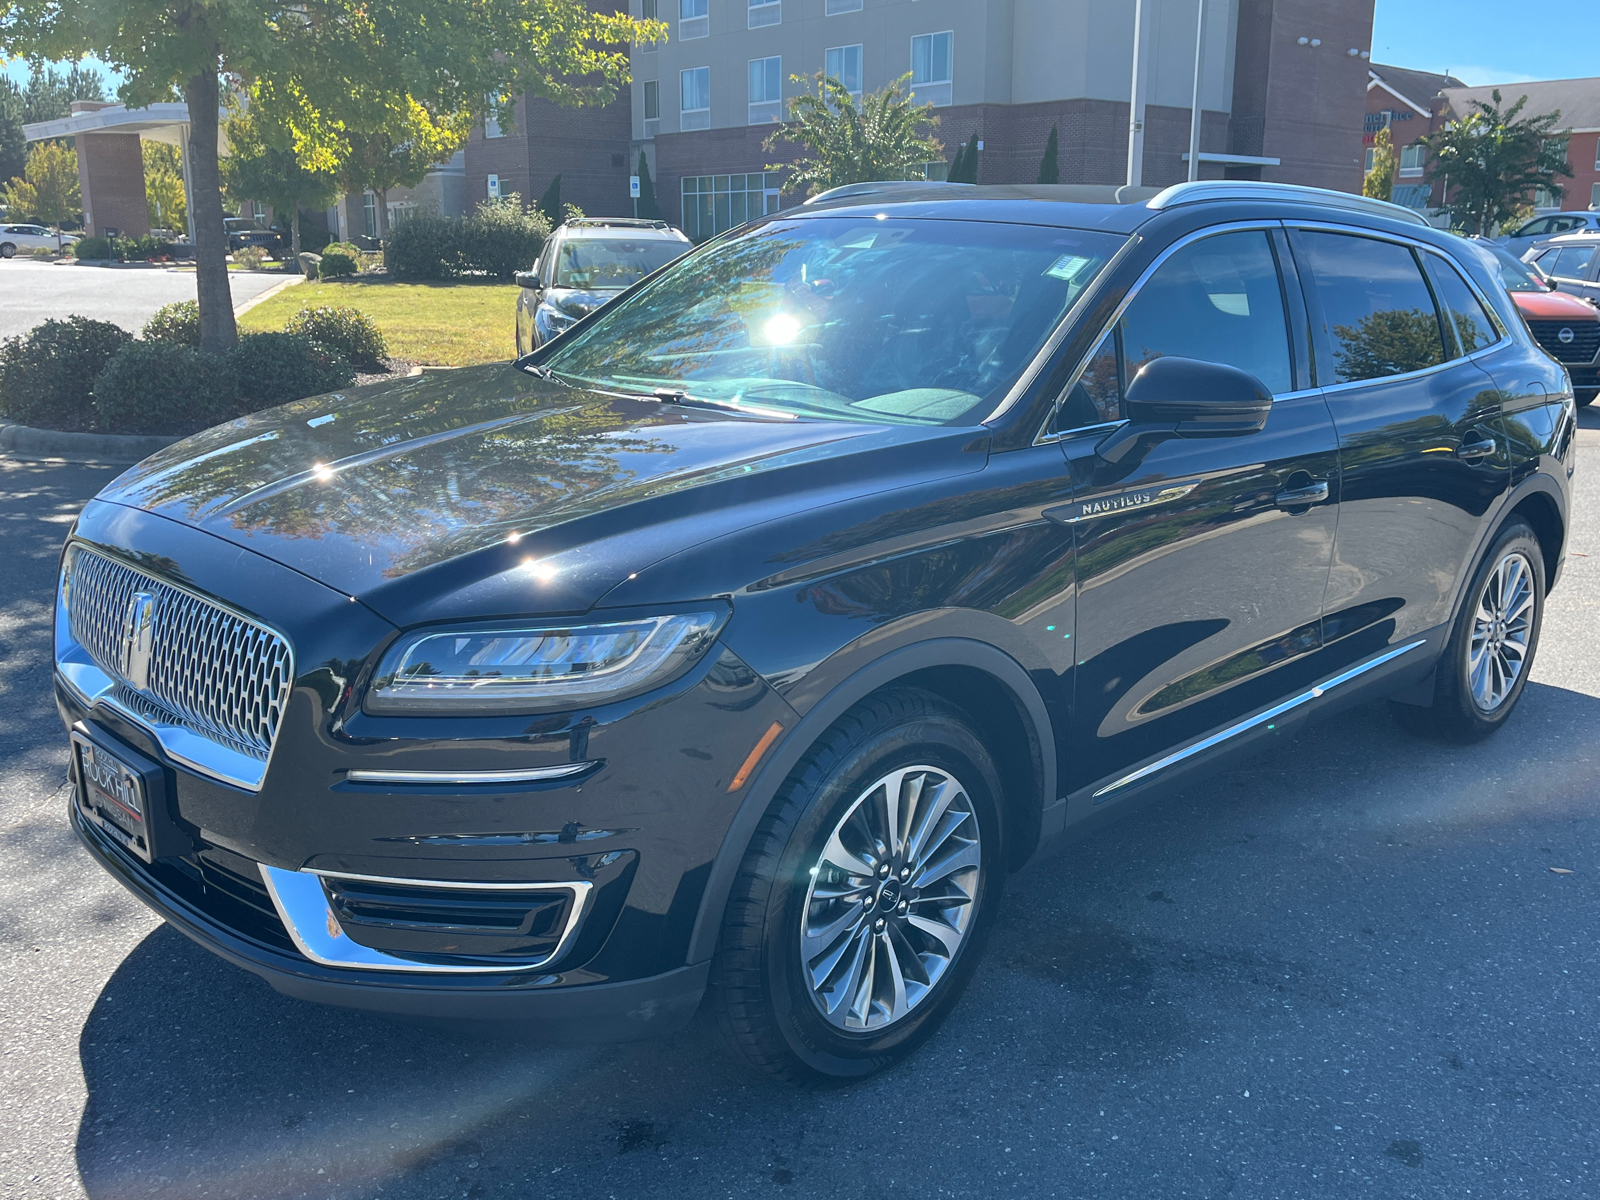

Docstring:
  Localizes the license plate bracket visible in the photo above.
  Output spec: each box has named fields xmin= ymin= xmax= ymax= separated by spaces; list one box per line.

xmin=70 ymin=722 xmax=188 ymax=863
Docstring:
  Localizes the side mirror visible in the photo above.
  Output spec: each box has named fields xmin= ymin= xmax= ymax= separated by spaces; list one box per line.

xmin=1548 ymin=277 xmax=1561 ymax=291
xmin=514 ymin=271 xmax=542 ymax=290
xmin=1097 ymin=356 xmax=1273 ymax=464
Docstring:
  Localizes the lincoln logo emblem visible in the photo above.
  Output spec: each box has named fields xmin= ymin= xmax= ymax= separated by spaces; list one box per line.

xmin=120 ymin=592 xmax=156 ymax=691
xmin=1558 ymin=327 xmax=1575 ymax=344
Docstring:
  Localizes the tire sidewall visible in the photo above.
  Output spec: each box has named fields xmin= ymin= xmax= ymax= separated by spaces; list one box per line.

xmin=1441 ymin=521 xmax=1545 ymax=734
xmin=761 ymin=710 xmax=1003 ymax=1080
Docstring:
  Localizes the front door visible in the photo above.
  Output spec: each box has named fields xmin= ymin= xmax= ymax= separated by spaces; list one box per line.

xmin=1288 ymin=228 xmax=1510 ymax=670
xmin=1052 ymin=227 xmax=1341 ymax=796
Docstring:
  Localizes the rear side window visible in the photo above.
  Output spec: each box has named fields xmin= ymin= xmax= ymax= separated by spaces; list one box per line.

xmin=1297 ymin=232 xmax=1444 ymax=384
xmin=1428 ymin=255 xmax=1499 ymax=356
xmin=1544 ymin=245 xmax=1596 ymax=280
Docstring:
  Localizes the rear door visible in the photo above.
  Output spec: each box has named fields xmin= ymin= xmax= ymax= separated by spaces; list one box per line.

xmin=1053 ymin=226 xmax=1341 ymax=797
xmin=1289 ymin=227 xmax=1510 ymax=669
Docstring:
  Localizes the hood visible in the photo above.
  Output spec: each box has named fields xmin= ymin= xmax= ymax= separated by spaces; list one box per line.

xmin=97 ymin=363 xmax=979 ymax=622
xmin=1511 ymin=288 xmax=1599 ymax=321
xmin=545 ymin=287 xmax=616 ymax=318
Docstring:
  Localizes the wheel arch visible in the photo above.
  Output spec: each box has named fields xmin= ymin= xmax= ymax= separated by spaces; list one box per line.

xmin=686 ymin=637 xmax=1057 ymax=964
xmin=1506 ymin=486 xmax=1566 ymax=593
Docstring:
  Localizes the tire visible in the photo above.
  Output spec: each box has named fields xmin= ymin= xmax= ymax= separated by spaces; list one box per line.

xmin=0 ymin=243 xmax=15 ymax=259
xmin=1391 ymin=518 xmax=1545 ymax=743
xmin=711 ymin=687 xmax=1004 ymax=1083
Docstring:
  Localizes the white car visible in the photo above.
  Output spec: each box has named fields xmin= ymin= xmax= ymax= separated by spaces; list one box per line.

xmin=1495 ymin=211 xmax=1600 ymax=259
xmin=0 ymin=224 xmax=78 ymax=257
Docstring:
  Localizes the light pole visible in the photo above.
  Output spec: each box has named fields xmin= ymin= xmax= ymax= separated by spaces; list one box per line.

xmin=1126 ymin=0 xmax=1148 ymax=188
xmin=1187 ymin=0 xmax=1207 ymax=182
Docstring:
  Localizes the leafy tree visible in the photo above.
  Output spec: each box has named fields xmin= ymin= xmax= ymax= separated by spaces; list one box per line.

xmin=947 ymin=132 xmax=980 ymax=183
xmin=1 ymin=1 xmax=664 ymax=353
xmin=763 ymin=72 xmax=941 ymax=198
xmin=1421 ymin=89 xmax=1572 ymax=235
xmin=0 ymin=141 xmax=80 ymax=235
xmin=220 ymin=96 xmax=336 ymax=258
xmin=1362 ymin=126 xmax=1396 ymax=201
xmin=143 ymin=141 xmax=186 ymax=230
xmin=332 ymin=99 xmax=469 ymax=241
xmin=537 ymin=174 xmax=563 ymax=225
xmin=0 ymin=77 xmax=25 ymax=185
xmin=636 ymin=150 xmax=661 ymax=220
xmin=1333 ymin=309 xmax=1443 ymax=381
xmin=1036 ymin=123 xmax=1059 ymax=184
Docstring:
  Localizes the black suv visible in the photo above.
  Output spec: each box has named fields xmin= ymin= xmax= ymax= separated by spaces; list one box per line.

xmin=224 ymin=217 xmax=287 ymax=257
xmin=57 ymin=181 xmax=1573 ymax=1082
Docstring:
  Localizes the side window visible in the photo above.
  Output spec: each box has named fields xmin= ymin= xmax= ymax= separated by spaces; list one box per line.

xmin=1518 ymin=218 xmax=1552 ymax=237
xmin=1548 ymin=246 xmax=1596 ymax=280
xmin=1119 ymin=230 xmax=1293 ymax=395
xmin=1428 ymin=255 xmax=1499 ymax=356
xmin=1296 ymin=231 xmax=1445 ymax=384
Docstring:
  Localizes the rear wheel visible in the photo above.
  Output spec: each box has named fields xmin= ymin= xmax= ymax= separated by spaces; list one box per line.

xmin=0 ymin=243 xmax=15 ymax=259
xmin=1391 ymin=519 xmax=1544 ymax=742
xmin=712 ymin=688 xmax=1003 ymax=1082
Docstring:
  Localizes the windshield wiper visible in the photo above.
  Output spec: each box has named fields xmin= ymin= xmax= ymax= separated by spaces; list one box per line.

xmin=649 ymin=388 xmax=796 ymax=420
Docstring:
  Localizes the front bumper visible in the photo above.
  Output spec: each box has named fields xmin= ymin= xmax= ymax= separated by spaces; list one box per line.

xmin=72 ymin=796 xmax=709 ymax=1036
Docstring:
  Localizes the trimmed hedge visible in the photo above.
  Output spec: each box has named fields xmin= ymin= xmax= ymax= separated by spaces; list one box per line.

xmin=92 ymin=342 xmax=240 ymax=435
xmin=74 ymin=236 xmax=111 ymax=261
xmin=384 ymin=195 xmax=551 ymax=281
xmin=142 ymin=301 xmax=202 ymax=346
xmin=318 ymin=250 xmax=357 ymax=279
xmin=232 ymin=332 xmax=354 ymax=409
xmin=284 ymin=305 xmax=388 ymax=372
xmin=0 ymin=317 xmax=132 ymax=432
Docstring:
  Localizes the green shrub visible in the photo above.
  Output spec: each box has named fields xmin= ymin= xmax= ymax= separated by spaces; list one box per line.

xmin=323 ymin=241 xmax=362 ymax=259
xmin=28 ymin=246 xmax=56 ymax=259
xmin=383 ymin=196 xmax=550 ymax=281
xmin=91 ymin=342 xmax=240 ymax=435
xmin=233 ymin=245 xmax=269 ymax=271
xmin=318 ymin=250 xmax=357 ymax=279
xmin=283 ymin=305 xmax=388 ymax=372
xmin=230 ymin=332 xmax=354 ymax=410
xmin=461 ymin=195 xmax=550 ymax=279
xmin=0 ymin=317 xmax=132 ymax=431
xmin=383 ymin=212 xmax=459 ymax=280
xmin=142 ymin=301 xmax=201 ymax=346
xmin=74 ymin=235 xmax=111 ymax=260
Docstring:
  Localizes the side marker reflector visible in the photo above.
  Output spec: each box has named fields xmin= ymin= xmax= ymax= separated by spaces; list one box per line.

xmin=728 ymin=721 xmax=784 ymax=793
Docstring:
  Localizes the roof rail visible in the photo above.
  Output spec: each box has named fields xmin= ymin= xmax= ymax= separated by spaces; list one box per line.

xmin=1145 ymin=180 xmax=1430 ymax=227
xmin=563 ymin=217 xmax=674 ymax=230
xmin=803 ymin=181 xmax=1164 ymax=207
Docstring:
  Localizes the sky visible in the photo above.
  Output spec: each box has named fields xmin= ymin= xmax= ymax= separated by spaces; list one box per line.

xmin=5 ymin=0 xmax=1598 ymax=93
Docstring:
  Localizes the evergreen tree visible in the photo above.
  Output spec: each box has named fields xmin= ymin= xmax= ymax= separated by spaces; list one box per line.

xmin=538 ymin=174 xmax=563 ymax=225
xmin=636 ymin=151 xmax=661 ymax=220
xmin=948 ymin=132 xmax=980 ymax=183
xmin=0 ymin=79 xmax=25 ymax=187
xmin=1362 ymin=126 xmax=1396 ymax=202
xmin=1036 ymin=123 xmax=1059 ymax=184
xmin=946 ymin=139 xmax=966 ymax=183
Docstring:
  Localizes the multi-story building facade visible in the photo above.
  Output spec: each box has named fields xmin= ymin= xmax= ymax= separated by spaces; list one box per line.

xmin=1362 ymin=64 xmax=1462 ymax=212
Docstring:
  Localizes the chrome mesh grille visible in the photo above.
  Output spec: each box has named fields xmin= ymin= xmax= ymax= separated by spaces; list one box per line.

xmin=65 ymin=547 xmax=293 ymax=761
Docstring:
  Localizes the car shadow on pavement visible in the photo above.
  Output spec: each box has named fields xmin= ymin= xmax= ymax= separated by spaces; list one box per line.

xmin=73 ymin=681 xmax=1600 ymax=1200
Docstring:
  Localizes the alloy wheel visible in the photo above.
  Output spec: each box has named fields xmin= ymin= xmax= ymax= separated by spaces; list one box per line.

xmin=1468 ymin=550 xmax=1535 ymax=713
xmin=800 ymin=765 xmax=982 ymax=1032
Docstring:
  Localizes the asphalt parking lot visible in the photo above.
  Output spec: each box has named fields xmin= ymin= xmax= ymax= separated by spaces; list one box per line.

xmin=2 ymin=414 xmax=1598 ymax=1200
xmin=0 ymin=260 xmax=290 ymax=340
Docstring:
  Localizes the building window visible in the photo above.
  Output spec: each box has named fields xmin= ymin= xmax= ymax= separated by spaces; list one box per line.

xmin=1398 ymin=143 xmax=1425 ymax=177
xmin=749 ymin=56 xmax=782 ymax=125
xmin=910 ymin=31 xmax=953 ymax=108
xmin=749 ymin=0 xmax=779 ymax=28
xmin=908 ymin=160 xmax=948 ymax=181
xmin=1594 ymin=140 xmax=1600 ymax=171
xmin=825 ymin=44 xmax=862 ymax=103
xmin=826 ymin=0 xmax=863 ymax=12
xmin=679 ymin=0 xmax=708 ymax=40
xmin=643 ymin=79 xmax=660 ymax=139
xmin=251 ymin=201 xmax=267 ymax=225
xmin=681 ymin=172 xmax=781 ymax=241
xmin=1533 ymin=187 xmax=1557 ymax=210
xmin=484 ymin=94 xmax=506 ymax=139
xmin=1592 ymin=182 xmax=1600 ymax=209
xmin=681 ymin=66 xmax=711 ymax=131
xmin=1363 ymin=146 xmax=1376 ymax=174
xmin=362 ymin=193 xmax=378 ymax=239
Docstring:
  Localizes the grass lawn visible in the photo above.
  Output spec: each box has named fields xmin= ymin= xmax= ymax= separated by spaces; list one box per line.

xmin=237 ymin=277 xmax=520 ymax=366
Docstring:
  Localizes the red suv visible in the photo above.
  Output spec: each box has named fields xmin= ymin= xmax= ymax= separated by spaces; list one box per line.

xmin=1477 ymin=239 xmax=1600 ymax=405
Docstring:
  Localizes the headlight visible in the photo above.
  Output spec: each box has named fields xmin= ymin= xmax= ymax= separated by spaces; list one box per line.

xmin=534 ymin=300 xmax=580 ymax=340
xmin=366 ymin=611 xmax=727 ymax=714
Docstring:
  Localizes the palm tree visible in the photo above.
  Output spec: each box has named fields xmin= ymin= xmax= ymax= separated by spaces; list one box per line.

xmin=764 ymin=72 xmax=942 ymax=198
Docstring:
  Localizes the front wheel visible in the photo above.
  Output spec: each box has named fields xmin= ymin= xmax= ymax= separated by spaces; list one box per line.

xmin=712 ymin=688 xmax=1003 ymax=1082
xmin=0 ymin=243 xmax=15 ymax=259
xmin=1391 ymin=519 xmax=1544 ymax=742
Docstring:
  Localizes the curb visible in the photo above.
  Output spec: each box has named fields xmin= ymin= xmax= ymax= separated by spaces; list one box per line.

xmin=0 ymin=420 xmax=179 ymax=466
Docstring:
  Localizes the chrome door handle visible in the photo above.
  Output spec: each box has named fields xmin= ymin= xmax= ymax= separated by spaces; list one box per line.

xmin=1456 ymin=437 xmax=1497 ymax=461
xmin=1274 ymin=480 xmax=1329 ymax=509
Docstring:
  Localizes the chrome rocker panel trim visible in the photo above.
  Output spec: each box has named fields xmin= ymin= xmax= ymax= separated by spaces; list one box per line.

xmin=1091 ymin=639 xmax=1428 ymax=802
xmin=259 ymin=865 xmax=594 ymax=975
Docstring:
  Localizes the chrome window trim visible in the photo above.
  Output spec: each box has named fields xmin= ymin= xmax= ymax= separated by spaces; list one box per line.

xmin=344 ymin=764 xmax=597 ymax=785
xmin=981 ymin=231 xmax=1143 ymax=426
xmin=259 ymin=865 xmax=594 ymax=974
xmin=1031 ymin=220 xmax=1285 ymax=446
xmin=54 ymin=545 xmax=296 ymax=792
xmin=1091 ymin=639 xmax=1427 ymax=802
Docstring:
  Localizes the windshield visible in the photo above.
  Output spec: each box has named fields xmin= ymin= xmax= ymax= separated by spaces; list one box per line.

xmin=541 ymin=216 xmax=1125 ymax=426
xmin=1483 ymin=242 xmax=1550 ymax=292
xmin=556 ymin=238 xmax=689 ymax=290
